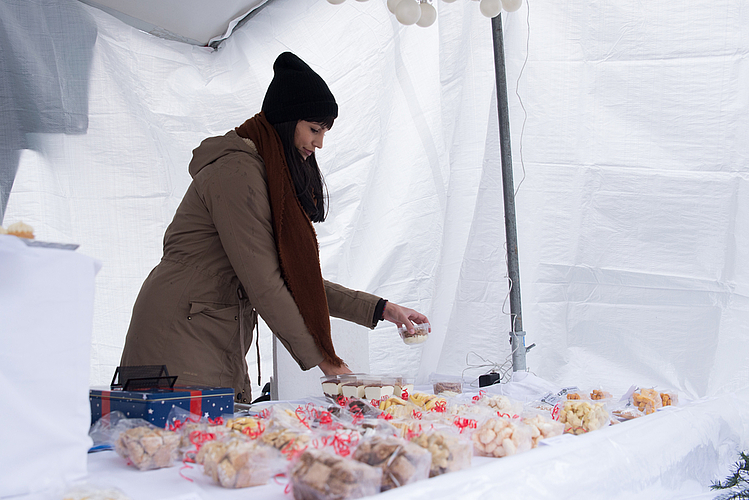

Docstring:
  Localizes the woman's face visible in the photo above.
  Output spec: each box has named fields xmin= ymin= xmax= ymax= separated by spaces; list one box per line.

xmin=294 ymin=120 xmax=328 ymax=160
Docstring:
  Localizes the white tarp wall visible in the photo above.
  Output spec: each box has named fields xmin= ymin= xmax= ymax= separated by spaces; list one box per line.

xmin=4 ymin=0 xmax=748 ymax=401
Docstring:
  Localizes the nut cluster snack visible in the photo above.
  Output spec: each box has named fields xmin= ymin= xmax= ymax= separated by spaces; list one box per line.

xmin=290 ymin=448 xmax=382 ymax=500
xmin=197 ymin=435 xmax=277 ymax=488
xmin=558 ymin=400 xmax=609 ymax=434
xmin=590 ymin=389 xmax=612 ymax=400
xmin=353 ymin=435 xmax=432 ymax=491
xmin=114 ymin=425 xmax=180 ymax=470
xmin=632 ymin=388 xmax=662 ymax=415
xmin=410 ymin=430 xmax=471 ymax=477
xmin=660 ymin=392 xmax=677 ymax=407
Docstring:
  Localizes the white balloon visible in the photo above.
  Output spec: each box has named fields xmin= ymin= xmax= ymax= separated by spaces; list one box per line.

xmin=479 ymin=0 xmax=502 ymax=18
xmin=327 ymin=0 xmax=346 ymax=4
xmin=416 ymin=3 xmax=437 ymax=27
xmin=395 ymin=0 xmax=421 ymax=25
xmin=501 ymin=0 xmax=522 ymax=12
xmin=387 ymin=0 xmax=403 ymax=14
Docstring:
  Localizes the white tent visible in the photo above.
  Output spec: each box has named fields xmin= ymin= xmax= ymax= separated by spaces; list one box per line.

xmin=2 ymin=0 xmax=749 ymax=497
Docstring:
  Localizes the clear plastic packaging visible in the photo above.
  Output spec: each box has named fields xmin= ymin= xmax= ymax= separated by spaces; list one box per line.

xmin=471 ymin=415 xmax=533 ymax=458
xmin=659 ymin=391 xmax=678 ymax=407
xmin=363 ymin=375 xmax=396 ymax=402
xmin=260 ymin=404 xmax=313 ymax=458
xmin=409 ymin=428 xmax=472 ymax=477
xmin=290 ymin=448 xmax=382 ymax=500
xmin=320 ymin=374 xmax=345 ymax=397
xmin=111 ymin=418 xmax=181 ymax=470
xmin=473 ymin=393 xmax=523 ymax=419
xmin=631 ymin=388 xmax=663 ymax=415
xmin=398 ymin=322 xmax=429 ymax=345
xmin=353 ymin=435 xmax=432 ymax=491
xmin=62 ymin=484 xmax=131 ymax=500
xmin=556 ymin=399 xmax=610 ymax=434
xmin=521 ymin=413 xmax=565 ymax=447
xmin=339 ymin=374 xmax=367 ymax=399
xmin=409 ymin=391 xmax=448 ymax=412
xmin=165 ymin=406 xmax=233 ymax=462
xmin=429 ymin=373 xmax=464 ymax=395
xmin=392 ymin=376 xmax=415 ymax=400
xmin=197 ymin=434 xmax=283 ymax=488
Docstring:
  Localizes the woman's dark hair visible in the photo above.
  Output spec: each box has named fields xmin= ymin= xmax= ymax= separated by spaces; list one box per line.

xmin=273 ymin=117 xmax=334 ymax=223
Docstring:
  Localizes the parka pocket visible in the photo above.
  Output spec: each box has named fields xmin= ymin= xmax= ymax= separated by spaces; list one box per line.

xmin=185 ymin=301 xmax=239 ymax=351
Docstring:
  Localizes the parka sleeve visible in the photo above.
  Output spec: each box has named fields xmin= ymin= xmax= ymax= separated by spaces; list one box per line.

xmin=199 ymin=152 xmax=325 ymax=371
xmin=324 ymin=280 xmax=382 ymax=328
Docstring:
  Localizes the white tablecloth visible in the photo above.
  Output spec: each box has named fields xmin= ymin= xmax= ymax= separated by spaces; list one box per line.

xmin=22 ymin=380 xmax=749 ymax=500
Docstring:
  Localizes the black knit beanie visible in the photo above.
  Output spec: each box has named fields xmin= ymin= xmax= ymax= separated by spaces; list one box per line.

xmin=261 ymin=52 xmax=338 ymax=125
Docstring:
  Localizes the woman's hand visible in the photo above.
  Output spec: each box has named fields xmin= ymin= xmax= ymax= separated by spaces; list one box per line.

xmin=318 ymin=359 xmax=353 ymax=376
xmin=383 ymin=301 xmax=430 ymax=334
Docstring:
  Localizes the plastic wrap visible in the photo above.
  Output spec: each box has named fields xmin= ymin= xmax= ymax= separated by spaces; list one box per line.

xmin=290 ymin=448 xmax=382 ymax=500
xmin=410 ymin=428 xmax=472 ymax=477
xmin=197 ymin=434 xmax=283 ymax=488
xmin=112 ymin=419 xmax=180 ymax=471
xmin=353 ymin=435 xmax=432 ymax=491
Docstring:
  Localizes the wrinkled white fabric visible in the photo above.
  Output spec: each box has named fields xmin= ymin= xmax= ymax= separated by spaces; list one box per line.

xmin=4 ymin=0 xmax=749 ymax=404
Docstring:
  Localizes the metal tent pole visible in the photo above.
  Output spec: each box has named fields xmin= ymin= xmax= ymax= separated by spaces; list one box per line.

xmin=491 ymin=13 xmax=527 ymax=372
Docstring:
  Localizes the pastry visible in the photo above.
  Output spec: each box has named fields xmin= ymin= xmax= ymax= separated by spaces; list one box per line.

xmin=6 ymin=221 xmax=34 ymax=239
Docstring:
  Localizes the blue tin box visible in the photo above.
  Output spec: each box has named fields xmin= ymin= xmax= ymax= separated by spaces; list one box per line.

xmin=89 ymin=385 xmax=234 ymax=428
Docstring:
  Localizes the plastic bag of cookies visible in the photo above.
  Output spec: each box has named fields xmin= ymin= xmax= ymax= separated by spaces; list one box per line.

xmin=353 ymin=435 xmax=432 ymax=491
xmin=112 ymin=418 xmax=180 ymax=471
xmin=290 ymin=448 xmax=382 ymax=500
xmin=409 ymin=427 xmax=472 ymax=477
xmin=197 ymin=434 xmax=283 ymax=488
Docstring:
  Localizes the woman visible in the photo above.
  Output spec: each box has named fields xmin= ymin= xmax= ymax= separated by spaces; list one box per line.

xmin=120 ymin=52 xmax=429 ymax=403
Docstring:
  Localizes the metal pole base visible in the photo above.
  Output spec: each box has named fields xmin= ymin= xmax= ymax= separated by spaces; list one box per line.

xmin=510 ymin=330 xmax=527 ymax=372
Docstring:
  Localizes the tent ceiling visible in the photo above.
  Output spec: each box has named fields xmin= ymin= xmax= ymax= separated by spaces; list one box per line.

xmin=77 ymin=0 xmax=271 ymax=46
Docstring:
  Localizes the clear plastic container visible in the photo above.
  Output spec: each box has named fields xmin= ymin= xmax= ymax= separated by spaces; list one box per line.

xmin=320 ymin=374 xmax=344 ymax=397
xmin=363 ymin=375 xmax=396 ymax=401
xmin=398 ymin=322 xmax=430 ymax=345
xmin=429 ymin=373 xmax=464 ymax=395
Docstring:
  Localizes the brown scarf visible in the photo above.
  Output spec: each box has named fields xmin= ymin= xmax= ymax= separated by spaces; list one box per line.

xmin=235 ymin=112 xmax=343 ymax=367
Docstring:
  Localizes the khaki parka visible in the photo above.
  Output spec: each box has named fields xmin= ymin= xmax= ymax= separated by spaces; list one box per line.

xmin=120 ymin=130 xmax=381 ymax=403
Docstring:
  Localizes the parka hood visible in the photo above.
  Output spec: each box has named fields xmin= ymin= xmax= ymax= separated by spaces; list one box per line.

xmin=188 ymin=130 xmax=258 ymax=179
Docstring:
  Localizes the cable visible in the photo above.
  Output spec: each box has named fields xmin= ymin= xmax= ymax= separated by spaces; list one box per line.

xmin=512 ymin=0 xmax=531 ymax=198
xmin=462 ymin=350 xmax=513 ymax=388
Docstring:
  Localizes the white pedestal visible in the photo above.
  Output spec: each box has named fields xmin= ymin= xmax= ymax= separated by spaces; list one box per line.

xmin=0 ymin=236 xmax=100 ymax=498
xmin=272 ymin=318 xmax=370 ymax=401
